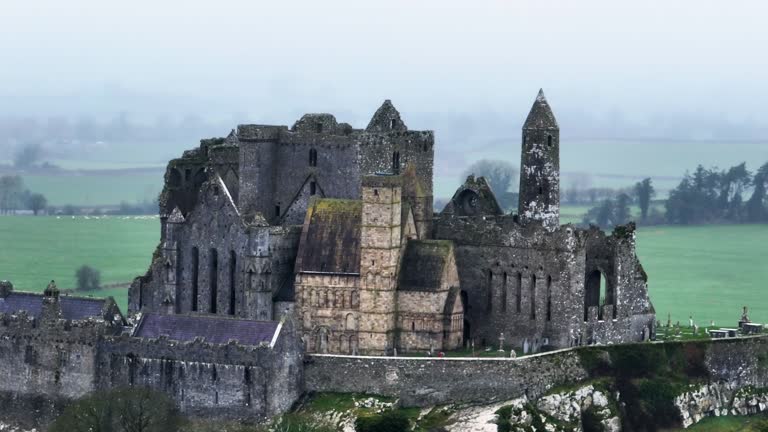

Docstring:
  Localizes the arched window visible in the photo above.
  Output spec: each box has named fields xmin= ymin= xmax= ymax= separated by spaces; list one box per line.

xmin=515 ymin=273 xmax=522 ymax=313
xmin=229 ymin=251 xmax=237 ymax=315
xmin=209 ymin=249 xmax=218 ymax=314
xmin=309 ymin=148 xmax=318 ymax=167
xmin=547 ymin=135 xmax=553 ymax=147
xmin=392 ymin=151 xmax=400 ymax=174
xmin=191 ymin=247 xmax=199 ymax=312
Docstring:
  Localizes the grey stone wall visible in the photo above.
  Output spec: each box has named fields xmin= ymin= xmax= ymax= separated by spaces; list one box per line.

xmin=306 ymin=336 xmax=768 ymax=409
xmin=0 ymin=312 xmax=303 ymax=425
xmin=304 ymin=349 xmax=588 ymax=407
xmin=434 ymin=214 xmax=654 ymax=352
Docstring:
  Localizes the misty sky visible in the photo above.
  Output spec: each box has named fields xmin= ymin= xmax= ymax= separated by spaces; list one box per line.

xmin=2 ymin=0 xmax=767 ymax=132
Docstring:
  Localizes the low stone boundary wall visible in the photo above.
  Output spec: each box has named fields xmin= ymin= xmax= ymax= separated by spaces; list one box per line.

xmin=305 ymin=336 xmax=768 ymax=408
xmin=304 ymin=348 xmax=589 ymax=407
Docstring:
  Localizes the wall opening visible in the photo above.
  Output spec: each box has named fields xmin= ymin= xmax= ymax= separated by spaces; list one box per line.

xmin=310 ymin=181 xmax=317 ymax=195
xmin=501 ymin=272 xmax=507 ymax=312
xmin=390 ymin=118 xmax=396 ymax=129
xmin=209 ymin=249 xmax=218 ymax=314
xmin=546 ymin=275 xmax=552 ymax=321
xmin=315 ymin=123 xmax=323 ymax=133
xmin=584 ymin=270 xmax=609 ymax=321
xmin=275 ymin=205 xmax=281 ymax=217
xmin=175 ymin=248 xmax=183 ymax=313
xmin=191 ymin=247 xmax=199 ymax=312
xmin=530 ymin=274 xmax=537 ymax=320
xmin=309 ymin=148 xmax=318 ymax=167
xmin=169 ymin=169 xmax=182 ymax=188
xmin=487 ymin=270 xmax=493 ymax=312
xmin=547 ymin=135 xmax=553 ymax=147
xmin=229 ymin=251 xmax=237 ymax=315
xmin=392 ymin=151 xmax=401 ymax=174
xmin=516 ymin=273 xmax=522 ymax=313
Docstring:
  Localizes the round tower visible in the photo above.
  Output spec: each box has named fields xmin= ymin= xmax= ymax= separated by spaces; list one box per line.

xmin=518 ymin=89 xmax=560 ymax=230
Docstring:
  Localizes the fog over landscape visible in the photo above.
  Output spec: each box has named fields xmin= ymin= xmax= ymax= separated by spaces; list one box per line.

xmin=2 ymin=1 xmax=767 ymax=176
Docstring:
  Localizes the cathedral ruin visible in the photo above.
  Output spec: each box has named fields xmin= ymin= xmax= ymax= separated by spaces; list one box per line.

xmin=129 ymin=90 xmax=656 ymax=356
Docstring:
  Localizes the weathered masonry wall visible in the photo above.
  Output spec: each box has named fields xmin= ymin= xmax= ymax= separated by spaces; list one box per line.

xmin=305 ymin=335 xmax=768 ymax=408
xmin=304 ymin=349 xmax=589 ymax=407
xmin=0 ymin=313 xmax=303 ymax=428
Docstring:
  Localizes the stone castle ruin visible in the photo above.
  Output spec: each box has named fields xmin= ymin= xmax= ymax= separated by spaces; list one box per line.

xmin=131 ymin=89 xmax=656 ymax=355
xmin=0 ymin=90 xmax=659 ymax=426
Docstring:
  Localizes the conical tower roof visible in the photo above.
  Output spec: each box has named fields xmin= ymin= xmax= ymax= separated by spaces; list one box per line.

xmin=523 ymin=89 xmax=558 ymax=129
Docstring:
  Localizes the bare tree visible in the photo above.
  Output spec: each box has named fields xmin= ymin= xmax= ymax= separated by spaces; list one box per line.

xmin=462 ymin=159 xmax=519 ymax=210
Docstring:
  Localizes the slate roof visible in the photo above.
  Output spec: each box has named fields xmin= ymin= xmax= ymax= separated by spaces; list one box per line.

xmin=399 ymin=240 xmax=454 ymax=292
xmin=296 ymin=198 xmax=362 ymax=274
xmin=134 ymin=313 xmax=280 ymax=346
xmin=523 ymin=89 xmax=559 ymax=129
xmin=0 ymin=292 xmax=106 ymax=320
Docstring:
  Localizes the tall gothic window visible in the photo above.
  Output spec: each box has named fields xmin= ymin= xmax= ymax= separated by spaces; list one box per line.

xmin=309 ymin=148 xmax=318 ymax=167
xmin=191 ymin=247 xmax=199 ymax=312
xmin=392 ymin=151 xmax=400 ymax=174
xmin=209 ymin=249 xmax=218 ymax=314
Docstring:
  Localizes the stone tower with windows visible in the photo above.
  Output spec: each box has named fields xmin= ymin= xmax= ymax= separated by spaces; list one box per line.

xmin=357 ymin=176 xmax=402 ymax=355
xmin=518 ymin=89 xmax=560 ymax=230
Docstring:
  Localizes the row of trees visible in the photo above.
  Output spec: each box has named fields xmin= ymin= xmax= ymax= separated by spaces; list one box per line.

xmin=583 ymin=161 xmax=768 ymax=228
xmin=0 ymin=175 xmax=47 ymax=214
xmin=666 ymin=162 xmax=768 ymax=224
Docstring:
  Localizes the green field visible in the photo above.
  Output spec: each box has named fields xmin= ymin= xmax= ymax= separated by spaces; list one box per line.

xmin=0 ymin=216 xmax=766 ymax=326
xmin=0 ymin=216 xmax=159 ymax=311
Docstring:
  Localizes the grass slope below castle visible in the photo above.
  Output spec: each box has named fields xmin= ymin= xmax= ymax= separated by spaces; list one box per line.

xmin=0 ymin=217 xmax=766 ymax=326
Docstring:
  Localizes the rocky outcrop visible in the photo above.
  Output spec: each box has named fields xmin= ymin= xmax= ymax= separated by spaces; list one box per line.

xmin=675 ymin=383 xmax=768 ymax=428
xmin=499 ymin=383 xmax=620 ymax=432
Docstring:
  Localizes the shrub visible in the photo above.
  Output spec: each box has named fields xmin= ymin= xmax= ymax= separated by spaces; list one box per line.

xmin=76 ymin=265 xmax=101 ymax=291
xmin=355 ymin=410 xmax=410 ymax=432
xmin=50 ymin=387 xmax=181 ymax=432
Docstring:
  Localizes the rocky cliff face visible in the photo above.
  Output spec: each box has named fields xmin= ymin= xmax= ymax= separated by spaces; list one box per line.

xmin=675 ymin=384 xmax=768 ymax=428
xmin=495 ymin=383 xmax=620 ymax=432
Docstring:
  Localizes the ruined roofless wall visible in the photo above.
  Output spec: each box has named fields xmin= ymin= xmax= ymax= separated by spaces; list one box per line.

xmin=304 ymin=335 xmax=768 ymax=408
xmin=0 ymin=312 xmax=303 ymax=426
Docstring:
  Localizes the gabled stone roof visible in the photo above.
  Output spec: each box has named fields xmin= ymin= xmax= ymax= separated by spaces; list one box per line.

xmin=523 ymin=89 xmax=559 ymax=129
xmin=441 ymin=175 xmax=504 ymax=217
xmin=134 ymin=313 xmax=280 ymax=346
xmin=399 ymin=240 xmax=454 ymax=292
xmin=366 ymin=100 xmax=408 ymax=132
xmin=296 ymin=198 xmax=362 ymax=274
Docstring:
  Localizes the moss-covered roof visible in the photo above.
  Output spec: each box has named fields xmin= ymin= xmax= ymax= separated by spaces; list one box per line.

xmin=399 ymin=240 xmax=454 ymax=292
xmin=296 ymin=198 xmax=362 ymax=274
